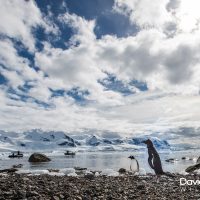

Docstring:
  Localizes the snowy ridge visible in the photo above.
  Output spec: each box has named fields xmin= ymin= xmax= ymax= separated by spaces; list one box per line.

xmin=0 ymin=129 xmax=171 ymax=152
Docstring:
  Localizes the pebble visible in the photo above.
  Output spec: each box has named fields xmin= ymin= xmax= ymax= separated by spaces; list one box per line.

xmin=0 ymin=173 xmax=199 ymax=199
xmin=52 ymin=196 xmax=60 ymax=200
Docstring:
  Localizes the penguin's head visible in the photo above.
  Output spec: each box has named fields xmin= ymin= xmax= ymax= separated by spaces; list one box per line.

xmin=142 ymin=139 xmax=153 ymax=147
xmin=128 ymin=155 xmax=135 ymax=160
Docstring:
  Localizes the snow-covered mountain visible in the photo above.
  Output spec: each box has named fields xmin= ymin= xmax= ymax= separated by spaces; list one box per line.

xmin=127 ymin=136 xmax=170 ymax=149
xmin=0 ymin=129 xmax=171 ymax=152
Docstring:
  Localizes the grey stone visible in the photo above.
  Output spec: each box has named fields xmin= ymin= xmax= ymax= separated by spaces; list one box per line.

xmin=28 ymin=153 xmax=51 ymax=162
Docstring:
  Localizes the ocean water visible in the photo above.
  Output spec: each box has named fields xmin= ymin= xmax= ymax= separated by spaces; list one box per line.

xmin=0 ymin=149 xmax=199 ymax=174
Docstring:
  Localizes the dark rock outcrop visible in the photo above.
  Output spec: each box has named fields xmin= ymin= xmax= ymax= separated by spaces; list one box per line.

xmin=28 ymin=153 xmax=51 ymax=162
xmin=86 ymin=136 xmax=100 ymax=146
xmin=185 ymin=163 xmax=200 ymax=173
xmin=118 ymin=168 xmax=126 ymax=174
xmin=58 ymin=141 xmax=76 ymax=147
xmin=165 ymin=158 xmax=178 ymax=163
xmin=0 ymin=168 xmax=18 ymax=173
xmin=74 ymin=167 xmax=87 ymax=171
xmin=12 ymin=164 xmax=23 ymax=168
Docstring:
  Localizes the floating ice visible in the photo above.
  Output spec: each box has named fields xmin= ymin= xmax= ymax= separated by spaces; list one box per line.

xmin=68 ymin=172 xmax=77 ymax=176
xmin=48 ymin=172 xmax=65 ymax=176
xmin=60 ymin=168 xmax=75 ymax=175
xmin=180 ymin=170 xmax=189 ymax=175
xmin=192 ymin=157 xmax=197 ymax=161
xmin=17 ymin=169 xmax=66 ymax=176
xmin=101 ymin=169 xmax=119 ymax=176
xmin=95 ymin=172 xmax=100 ymax=176
xmin=17 ymin=169 xmax=49 ymax=175
xmin=85 ymin=170 xmax=93 ymax=175
xmin=139 ymin=168 xmax=146 ymax=175
xmin=16 ymin=170 xmax=30 ymax=174
xmin=32 ymin=170 xmax=50 ymax=175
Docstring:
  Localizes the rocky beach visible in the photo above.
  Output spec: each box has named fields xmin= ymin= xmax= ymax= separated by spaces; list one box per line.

xmin=0 ymin=173 xmax=200 ymax=200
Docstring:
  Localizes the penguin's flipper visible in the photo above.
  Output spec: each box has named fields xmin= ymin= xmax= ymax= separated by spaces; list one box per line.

xmin=136 ymin=159 xmax=139 ymax=172
xmin=130 ymin=160 xmax=133 ymax=171
xmin=148 ymin=157 xmax=155 ymax=170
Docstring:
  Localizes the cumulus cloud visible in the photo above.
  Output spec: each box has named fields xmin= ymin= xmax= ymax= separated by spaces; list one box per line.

xmin=114 ymin=0 xmax=200 ymax=33
xmin=113 ymin=0 xmax=172 ymax=28
xmin=103 ymin=27 xmax=200 ymax=94
xmin=59 ymin=13 xmax=96 ymax=44
xmin=0 ymin=0 xmax=58 ymax=51
xmin=0 ymin=0 xmax=200 ymax=141
xmin=35 ymin=14 xmax=200 ymax=99
xmin=35 ymin=15 xmax=125 ymax=106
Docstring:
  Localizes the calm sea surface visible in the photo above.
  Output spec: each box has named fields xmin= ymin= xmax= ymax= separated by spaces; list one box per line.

xmin=0 ymin=150 xmax=199 ymax=174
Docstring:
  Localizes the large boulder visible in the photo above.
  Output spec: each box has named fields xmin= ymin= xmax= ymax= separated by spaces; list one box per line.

xmin=185 ymin=155 xmax=200 ymax=173
xmin=28 ymin=153 xmax=51 ymax=162
xmin=185 ymin=163 xmax=200 ymax=173
xmin=118 ymin=168 xmax=126 ymax=174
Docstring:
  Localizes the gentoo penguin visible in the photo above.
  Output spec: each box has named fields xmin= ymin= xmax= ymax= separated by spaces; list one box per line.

xmin=142 ymin=139 xmax=164 ymax=175
xmin=128 ymin=155 xmax=139 ymax=173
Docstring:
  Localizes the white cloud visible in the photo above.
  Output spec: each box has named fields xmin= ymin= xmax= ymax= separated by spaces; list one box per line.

xmin=1 ymin=88 xmax=200 ymax=141
xmin=34 ymin=11 xmax=200 ymax=104
xmin=175 ymin=0 xmax=200 ymax=32
xmin=1 ymin=2 xmax=200 ymax=140
xmin=1 ymin=70 xmax=24 ymax=88
xmin=28 ymin=83 xmax=51 ymax=102
xmin=0 ymin=39 xmax=45 ymax=88
xmin=0 ymin=0 xmax=58 ymax=51
xmin=59 ymin=13 xmax=96 ymax=44
xmin=98 ymin=30 xmax=200 ymax=94
xmin=0 ymin=0 xmax=40 ymax=51
xmin=114 ymin=0 xmax=200 ymax=33
xmin=113 ymin=0 xmax=172 ymax=28
xmin=0 ymin=40 xmax=28 ymax=71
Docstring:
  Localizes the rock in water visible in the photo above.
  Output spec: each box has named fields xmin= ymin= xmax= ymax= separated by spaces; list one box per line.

xmin=12 ymin=164 xmax=23 ymax=168
xmin=185 ymin=163 xmax=200 ymax=173
xmin=165 ymin=158 xmax=174 ymax=163
xmin=74 ymin=167 xmax=87 ymax=171
xmin=0 ymin=168 xmax=18 ymax=173
xmin=28 ymin=153 xmax=51 ymax=162
xmin=119 ymin=168 xmax=126 ymax=174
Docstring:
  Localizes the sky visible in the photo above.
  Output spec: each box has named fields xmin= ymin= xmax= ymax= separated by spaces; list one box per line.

xmin=1 ymin=0 xmax=200 ymax=143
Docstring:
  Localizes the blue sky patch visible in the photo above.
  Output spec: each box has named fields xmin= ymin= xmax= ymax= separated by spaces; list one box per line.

xmin=51 ymin=87 xmax=90 ymax=104
xmin=0 ymin=73 xmax=7 ymax=85
xmin=99 ymin=73 xmax=148 ymax=95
